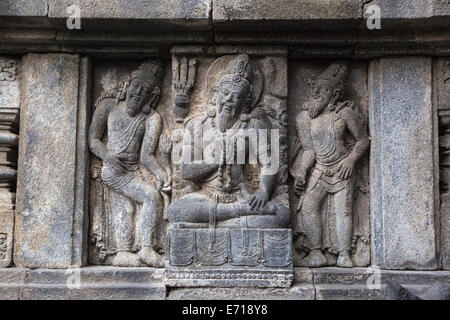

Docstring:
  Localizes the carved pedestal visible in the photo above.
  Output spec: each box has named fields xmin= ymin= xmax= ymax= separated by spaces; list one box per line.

xmin=165 ymin=228 xmax=293 ymax=287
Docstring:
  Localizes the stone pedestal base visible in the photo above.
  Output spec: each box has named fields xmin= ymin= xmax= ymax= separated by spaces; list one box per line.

xmin=165 ymin=267 xmax=294 ymax=288
xmin=165 ymin=228 xmax=294 ymax=288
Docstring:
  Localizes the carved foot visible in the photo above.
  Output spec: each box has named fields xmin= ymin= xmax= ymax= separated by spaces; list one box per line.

xmin=138 ymin=247 xmax=165 ymax=268
xmin=336 ymin=252 xmax=354 ymax=268
xmin=112 ymin=251 xmax=144 ymax=267
xmin=301 ymin=249 xmax=327 ymax=267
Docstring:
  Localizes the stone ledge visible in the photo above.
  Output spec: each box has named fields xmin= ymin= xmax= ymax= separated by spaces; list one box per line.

xmin=0 ymin=267 xmax=449 ymax=299
xmin=1 ymin=0 xmax=448 ymax=32
xmin=0 ymin=0 xmax=52 ymax=29
xmin=0 ymin=267 xmax=166 ymax=300
xmin=167 ymin=283 xmax=315 ymax=300
xmin=47 ymin=0 xmax=212 ymax=31
xmin=1 ymin=1 xmax=449 ymax=57
xmin=213 ymin=0 xmax=362 ymax=32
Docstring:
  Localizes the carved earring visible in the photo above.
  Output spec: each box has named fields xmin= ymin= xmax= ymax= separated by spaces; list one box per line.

xmin=329 ymin=89 xmax=340 ymax=109
xmin=117 ymin=80 xmax=129 ymax=101
xmin=143 ymin=88 xmax=160 ymax=114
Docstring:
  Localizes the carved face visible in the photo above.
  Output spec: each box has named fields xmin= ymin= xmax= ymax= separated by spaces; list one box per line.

xmin=215 ymin=83 xmax=249 ymax=131
xmin=215 ymin=83 xmax=249 ymax=132
xmin=308 ymin=79 xmax=335 ymax=119
xmin=125 ymin=78 xmax=154 ymax=116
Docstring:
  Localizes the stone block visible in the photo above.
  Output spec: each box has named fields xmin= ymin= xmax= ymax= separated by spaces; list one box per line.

xmin=20 ymin=267 xmax=166 ymax=300
xmin=48 ymin=0 xmax=212 ymax=31
xmin=0 ymin=268 xmax=27 ymax=300
xmin=213 ymin=0 xmax=362 ymax=32
xmin=14 ymin=54 xmax=91 ymax=268
xmin=361 ymin=0 xmax=450 ymax=31
xmin=313 ymin=267 xmax=450 ymax=300
xmin=369 ymin=57 xmax=438 ymax=270
xmin=0 ymin=0 xmax=52 ymax=29
xmin=364 ymin=0 xmax=434 ymax=19
xmin=167 ymin=283 xmax=314 ymax=300
xmin=165 ymin=228 xmax=293 ymax=288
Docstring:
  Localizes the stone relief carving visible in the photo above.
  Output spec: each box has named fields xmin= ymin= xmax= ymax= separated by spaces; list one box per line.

xmin=0 ymin=59 xmax=16 ymax=82
xmin=87 ymin=53 xmax=373 ymax=279
xmin=172 ymin=57 xmax=198 ymax=118
xmin=290 ymin=62 xmax=370 ymax=268
xmin=438 ymin=58 xmax=450 ymax=270
xmin=164 ymin=51 xmax=292 ymax=287
xmin=88 ymin=61 xmax=167 ymax=267
xmin=0 ymin=56 xmax=19 ymax=268
xmin=434 ymin=0 xmax=450 ymax=15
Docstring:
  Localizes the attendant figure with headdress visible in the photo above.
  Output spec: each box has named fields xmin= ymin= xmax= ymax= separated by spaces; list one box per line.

xmin=293 ymin=62 xmax=370 ymax=267
xmin=89 ymin=61 xmax=168 ymax=267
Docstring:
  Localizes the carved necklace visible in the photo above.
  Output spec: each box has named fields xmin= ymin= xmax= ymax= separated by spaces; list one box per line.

xmin=209 ymin=110 xmax=250 ymax=192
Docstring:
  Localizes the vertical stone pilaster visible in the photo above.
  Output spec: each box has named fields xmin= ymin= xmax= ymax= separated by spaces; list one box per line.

xmin=14 ymin=54 xmax=91 ymax=268
xmin=369 ymin=57 xmax=438 ymax=270
xmin=436 ymin=58 xmax=450 ymax=270
xmin=0 ymin=56 xmax=20 ymax=268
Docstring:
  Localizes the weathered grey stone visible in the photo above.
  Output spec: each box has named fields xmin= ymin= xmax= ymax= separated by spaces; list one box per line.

xmin=436 ymin=58 xmax=450 ymax=270
xmin=369 ymin=57 xmax=438 ymax=270
xmin=0 ymin=266 xmax=448 ymax=299
xmin=14 ymin=53 xmax=90 ymax=268
xmin=360 ymin=0 xmax=450 ymax=32
xmin=313 ymin=267 xmax=450 ymax=300
xmin=313 ymin=267 xmax=385 ymax=300
xmin=0 ymin=56 xmax=20 ymax=268
xmin=434 ymin=0 xmax=450 ymax=15
xmin=363 ymin=0 xmax=450 ymax=20
xmin=21 ymin=267 xmax=166 ymax=300
xmin=48 ymin=0 xmax=212 ymax=31
xmin=364 ymin=0 xmax=434 ymax=19
xmin=294 ymin=267 xmax=313 ymax=283
xmin=168 ymin=284 xmax=314 ymax=300
xmin=213 ymin=0 xmax=362 ymax=31
xmin=0 ymin=0 xmax=52 ymax=29
xmin=0 ymin=268 xmax=27 ymax=300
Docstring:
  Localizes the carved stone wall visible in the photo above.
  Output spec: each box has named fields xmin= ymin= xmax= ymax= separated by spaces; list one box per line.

xmin=0 ymin=0 xmax=449 ymax=300
xmin=289 ymin=61 xmax=370 ymax=268
xmin=437 ymin=58 xmax=450 ymax=270
xmin=0 ymin=56 xmax=19 ymax=268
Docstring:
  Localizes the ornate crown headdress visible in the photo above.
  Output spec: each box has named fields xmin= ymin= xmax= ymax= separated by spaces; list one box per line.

xmin=317 ymin=62 xmax=348 ymax=88
xmin=131 ymin=60 xmax=165 ymax=86
xmin=217 ymin=54 xmax=253 ymax=90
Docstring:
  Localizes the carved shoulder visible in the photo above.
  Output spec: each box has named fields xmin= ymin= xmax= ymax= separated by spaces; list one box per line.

xmin=93 ymin=97 xmax=116 ymax=118
xmin=145 ymin=111 xmax=163 ymax=136
xmin=336 ymin=101 xmax=359 ymax=120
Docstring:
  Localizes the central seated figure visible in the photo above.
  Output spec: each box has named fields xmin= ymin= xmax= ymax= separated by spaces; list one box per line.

xmin=166 ymin=54 xmax=290 ymax=229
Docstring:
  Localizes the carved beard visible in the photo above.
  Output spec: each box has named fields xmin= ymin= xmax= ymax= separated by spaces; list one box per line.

xmin=308 ymin=96 xmax=327 ymax=119
xmin=218 ymin=108 xmax=235 ymax=132
xmin=126 ymin=97 xmax=143 ymax=117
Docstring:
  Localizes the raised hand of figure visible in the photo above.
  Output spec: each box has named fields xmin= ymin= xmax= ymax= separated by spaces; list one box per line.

xmin=337 ymin=156 xmax=355 ymax=180
xmin=172 ymin=57 xmax=198 ymax=111
xmin=248 ymin=192 xmax=269 ymax=211
xmin=294 ymin=172 xmax=306 ymax=196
